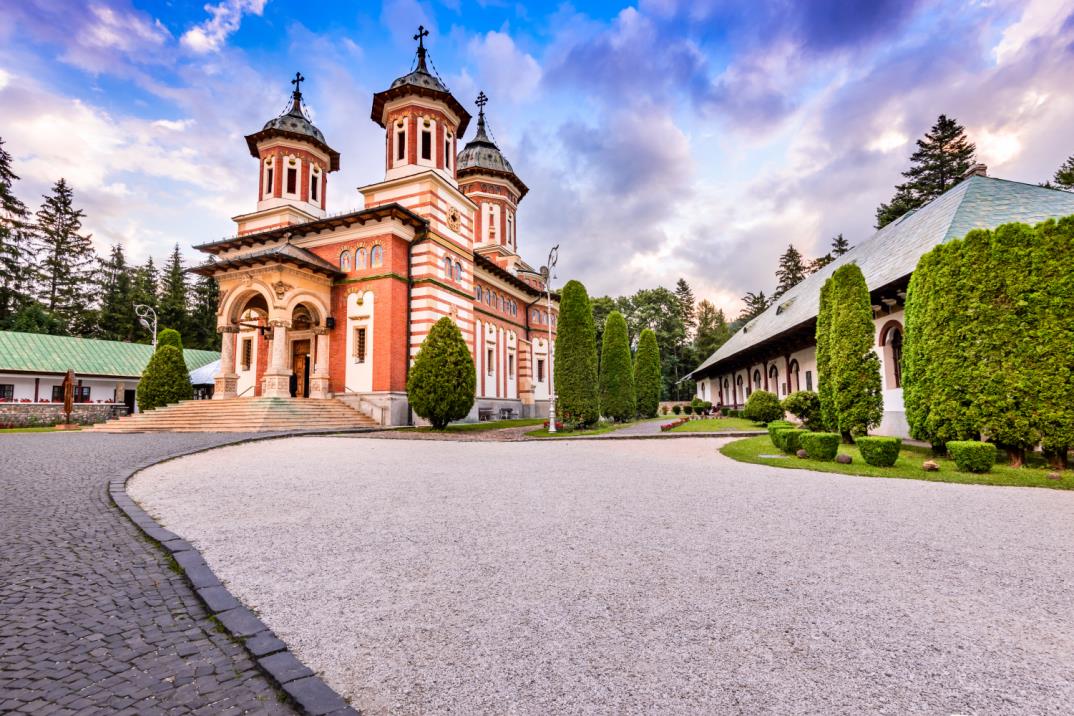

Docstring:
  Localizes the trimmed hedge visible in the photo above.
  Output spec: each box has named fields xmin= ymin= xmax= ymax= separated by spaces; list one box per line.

xmin=827 ymin=264 xmax=883 ymax=438
xmin=158 ymin=328 xmax=182 ymax=350
xmin=554 ymin=280 xmax=600 ymax=427
xmin=744 ymin=389 xmax=783 ymax=424
xmin=855 ymin=436 xmax=902 ymax=467
xmin=781 ymin=390 xmax=821 ymax=429
xmin=407 ymin=316 xmax=476 ymax=429
xmin=778 ymin=429 xmax=808 ymax=454
xmin=767 ymin=420 xmax=793 ymax=447
xmin=800 ymin=432 xmax=840 ymax=461
xmin=633 ymin=328 xmax=661 ymax=418
xmin=137 ymin=344 xmax=193 ymax=411
xmin=947 ymin=441 xmax=997 ymax=473
xmin=598 ymin=311 xmax=636 ymax=422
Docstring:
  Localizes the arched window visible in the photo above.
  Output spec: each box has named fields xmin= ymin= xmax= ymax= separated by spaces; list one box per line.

xmin=370 ymin=245 xmax=384 ymax=267
xmin=722 ymin=378 xmax=730 ymax=404
xmin=355 ymin=247 xmax=367 ymax=269
xmin=533 ymin=309 xmax=540 ymax=322
xmin=769 ymin=365 xmax=779 ymax=395
xmin=737 ymin=374 xmax=745 ymax=402
xmin=789 ymin=359 xmax=801 ymax=393
xmin=340 ymin=250 xmax=351 ymax=272
xmin=475 ymin=286 xmax=483 ymax=301
xmin=879 ymin=321 xmax=904 ymax=389
xmin=443 ymin=256 xmax=452 ymax=278
xmin=454 ymin=261 xmax=463 ymax=282
xmin=753 ymin=369 xmax=761 ymax=390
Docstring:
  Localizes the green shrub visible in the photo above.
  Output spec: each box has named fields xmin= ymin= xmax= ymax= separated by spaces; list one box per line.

xmin=598 ymin=311 xmax=636 ymax=422
xmin=744 ymin=390 xmax=783 ymax=424
xmin=947 ymin=441 xmax=997 ymax=473
xmin=137 ymin=345 xmax=193 ymax=411
xmin=855 ymin=436 xmax=902 ymax=467
xmin=633 ymin=329 xmax=661 ymax=418
xmin=769 ymin=427 xmax=790 ymax=450
xmin=800 ymin=432 xmax=840 ymax=461
xmin=157 ymin=328 xmax=182 ymax=350
xmin=672 ymin=404 xmax=681 ymax=415
xmin=767 ymin=420 xmax=793 ymax=449
xmin=406 ymin=317 xmax=475 ymax=429
xmin=779 ymin=429 xmax=808 ymax=454
xmin=683 ymin=404 xmax=694 ymax=415
xmin=782 ymin=391 xmax=822 ymax=429
xmin=826 ymin=264 xmax=883 ymax=438
xmin=554 ymin=280 xmax=600 ymax=427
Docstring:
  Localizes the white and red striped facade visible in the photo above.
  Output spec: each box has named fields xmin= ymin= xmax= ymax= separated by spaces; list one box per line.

xmin=193 ymin=44 xmax=557 ymax=425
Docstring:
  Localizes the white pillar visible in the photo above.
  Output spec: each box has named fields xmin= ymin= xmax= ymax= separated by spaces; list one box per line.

xmin=260 ymin=320 xmax=292 ymax=398
xmin=213 ymin=327 xmax=239 ymax=399
xmin=309 ymin=328 xmax=331 ymax=399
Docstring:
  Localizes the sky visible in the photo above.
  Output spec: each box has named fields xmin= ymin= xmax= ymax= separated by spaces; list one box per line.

xmin=2 ymin=0 xmax=1073 ymax=316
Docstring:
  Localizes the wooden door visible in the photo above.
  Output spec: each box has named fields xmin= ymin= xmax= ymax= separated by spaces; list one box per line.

xmin=291 ymin=340 xmax=311 ymax=398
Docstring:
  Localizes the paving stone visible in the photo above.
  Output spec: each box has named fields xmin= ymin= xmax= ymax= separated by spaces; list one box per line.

xmin=0 ymin=433 xmax=297 ymax=713
xmin=195 ymin=585 xmax=240 ymax=614
xmin=281 ymin=677 xmax=355 ymax=716
xmin=257 ymin=652 xmax=313 ymax=684
xmin=215 ymin=607 xmax=267 ymax=638
xmin=244 ymin=631 xmax=287 ymax=658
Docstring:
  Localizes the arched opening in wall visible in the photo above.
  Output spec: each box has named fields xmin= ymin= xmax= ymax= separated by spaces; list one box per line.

xmin=789 ymin=360 xmax=801 ymax=393
xmin=722 ymin=378 xmax=729 ymax=406
xmin=752 ymin=369 xmax=761 ymax=393
xmin=289 ymin=303 xmax=320 ymax=398
xmin=736 ymin=374 xmax=745 ymax=403
xmin=768 ymin=365 xmax=779 ymax=396
xmin=879 ymin=320 xmax=904 ymax=389
xmin=230 ymin=292 xmax=272 ymax=398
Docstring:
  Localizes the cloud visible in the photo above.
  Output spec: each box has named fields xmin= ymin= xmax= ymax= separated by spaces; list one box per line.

xmin=181 ymin=0 xmax=267 ymax=54
xmin=465 ymin=31 xmax=541 ymax=103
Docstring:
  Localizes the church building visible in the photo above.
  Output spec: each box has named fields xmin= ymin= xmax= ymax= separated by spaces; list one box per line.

xmin=191 ymin=29 xmax=558 ymax=425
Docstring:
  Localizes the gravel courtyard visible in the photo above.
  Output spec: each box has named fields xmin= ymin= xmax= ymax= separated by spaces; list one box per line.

xmin=130 ymin=436 xmax=1074 ymax=715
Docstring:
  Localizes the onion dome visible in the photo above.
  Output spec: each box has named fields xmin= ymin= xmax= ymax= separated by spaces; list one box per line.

xmin=456 ymin=92 xmax=528 ymax=198
xmin=246 ymin=73 xmax=340 ymax=171
xmin=370 ymin=26 xmax=471 ymax=136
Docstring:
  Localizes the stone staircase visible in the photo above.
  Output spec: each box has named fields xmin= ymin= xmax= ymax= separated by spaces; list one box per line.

xmin=88 ymin=397 xmax=379 ymax=433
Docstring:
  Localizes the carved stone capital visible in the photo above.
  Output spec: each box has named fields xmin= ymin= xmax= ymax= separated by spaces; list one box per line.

xmin=218 ymin=325 xmax=240 ymax=334
xmin=269 ymin=319 xmax=292 ymax=329
xmin=312 ymin=326 xmax=329 ymax=335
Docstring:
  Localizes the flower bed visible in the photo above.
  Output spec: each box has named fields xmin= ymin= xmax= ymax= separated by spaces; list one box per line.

xmin=661 ymin=418 xmax=689 ymax=432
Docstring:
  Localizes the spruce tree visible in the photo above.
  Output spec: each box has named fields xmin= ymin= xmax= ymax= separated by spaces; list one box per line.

xmin=97 ymin=244 xmax=135 ymax=341
xmin=0 ymin=138 xmax=33 ymax=327
xmin=738 ymin=291 xmax=769 ymax=322
xmin=774 ymin=244 xmax=807 ymax=298
xmin=34 ymin=178 xmax=96 ymax=334
xmin=406 ymin=317 xmax=475 ymax=429
xmin=674 ymin=278 xmax=696 ymax=336
xmin=809 ymin=234 xmax=851 ymax=272
xmin=694 ymin=300 xmax=730 ymax=360
xmin=830 ymin=233 xmax=850 ymax=257
xmin=876 ymin=115 xmax=976 ymax=228
xmin=188 ymin=275 xmax=220 ymax=350
xmin=1051 ymin=155 xmax=1074 ymax=191
xmin=598 ymin=311 xmax=635 ymax=422
xmin=158 ymin=244 xmax=188 ymax=336
xmin=554 ymin=279 xmax=600 ymax=426
xmin=827 ymin=264 xmax=883 ymax=440
xmin=633 ymin=328 xmax=661 ymax=419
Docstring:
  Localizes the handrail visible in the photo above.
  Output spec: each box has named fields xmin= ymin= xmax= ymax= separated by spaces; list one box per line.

xmin=237 ymin=385 xmax=254 ymax=397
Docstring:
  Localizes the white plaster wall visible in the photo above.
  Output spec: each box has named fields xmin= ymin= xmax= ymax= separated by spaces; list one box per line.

xmin=345 ymin=291 xmax=375 ymax=393
xmin=506 ymin=331 xmax=518 ymax=399
xmin=236 ymin=331 xmax=259 ymax=397
xmin=531 ymin=337 xmax=549 ymax=401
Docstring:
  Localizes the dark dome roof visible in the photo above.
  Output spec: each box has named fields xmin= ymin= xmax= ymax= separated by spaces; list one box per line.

xmin=456 ymin=107 xmax=527 ymax=197
xmin=261 ymin=102 xmax=327 ymax=145
xmin=245 ymin=84 xmax=340 ymax=171
xmin=390 ymin=67 xmax=450 ymax=94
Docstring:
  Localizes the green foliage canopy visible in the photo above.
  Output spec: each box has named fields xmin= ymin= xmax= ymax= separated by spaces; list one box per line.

xmin=555 ymin=280 xmax=600 ymax=426
xmin=406 ymin=317 xmax=475 ymax=429
xmin=826 ymin=264 xmax=883 ymax=439
xmin=137 ymin=342 xmax=193 ymax=411
xmin=598 ymin=311 xmax=636 ymax=422
xmin=633 ymin=328 xmax=661 ymax=419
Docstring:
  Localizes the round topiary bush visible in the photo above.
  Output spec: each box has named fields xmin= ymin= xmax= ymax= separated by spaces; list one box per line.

xmin=947 ymin=441 xmax=997 ymax=473
xmin=767 ymin=420 xmax=793 ymax=448
xmin=781 ymin=391 xmax=822 ymax=429
xmin=744 ymin=390 xmax=783 ymax=424
xmin=672 ymin=404 xmax=681 ymax=415
xmin=800 ymin=432 xmax=840 ymax=461
xmin=779 ymin=429 xmax=808 ymax=454
xmin=406 ymin=317 xmax=476 ymax=429
xmin=855 ymin=436 xmax=902 ymax=467
xmin=683 ymin=404 xmax=694 ymax=416
xmin=137 ymin=344 xmax=193 ymax=411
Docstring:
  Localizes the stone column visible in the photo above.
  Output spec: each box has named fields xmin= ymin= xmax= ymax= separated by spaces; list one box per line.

xmin=309 ymin=327 xmax=331 ymax=399
xmin=260 ymin=320 xmax=292 ymax=398
xmin=213 ymin=326 xmax=239 ymax=399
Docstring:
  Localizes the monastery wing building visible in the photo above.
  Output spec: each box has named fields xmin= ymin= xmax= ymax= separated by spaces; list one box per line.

xmin=191 ymin=33 xmax=557 ymax=426
xmin=689 ymin=170 xmax=1074 ymax=438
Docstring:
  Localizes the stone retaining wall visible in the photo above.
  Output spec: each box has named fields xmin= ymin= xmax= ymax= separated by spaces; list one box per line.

xmin=0 ymin=403 xmax=128 ymax=428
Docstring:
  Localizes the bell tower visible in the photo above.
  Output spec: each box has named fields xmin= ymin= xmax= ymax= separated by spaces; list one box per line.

xmin=236 ymin=72 xmax=340 ymax=236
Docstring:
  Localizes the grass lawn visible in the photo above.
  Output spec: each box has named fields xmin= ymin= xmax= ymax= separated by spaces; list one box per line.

xmin=721 ymin=435 xmax=1074 ymax=490
xmin=669 ymin=417 xmax=762 ymax=432
xmin=402 ymin=418 xmax=546 ymax=433
xmin=0 ymin=426 xmax=80 ymax=433
xmin=526 ymin=416 xmax=662 ymax=438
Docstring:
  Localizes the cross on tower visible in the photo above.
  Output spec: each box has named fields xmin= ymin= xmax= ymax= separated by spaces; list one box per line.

xmin=413 ymin=25 xmax=429 ymax=50
xmin=291 ymin=71 xmax=305 ymax=98
xmin=475 ymin=91 xmax=488 ymax=113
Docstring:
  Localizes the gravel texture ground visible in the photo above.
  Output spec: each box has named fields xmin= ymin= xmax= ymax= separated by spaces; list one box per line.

xmin=0 ymin=432 xmax=293 ymax=714
xmin=130 ymin=436 xmax=1074 ymax=715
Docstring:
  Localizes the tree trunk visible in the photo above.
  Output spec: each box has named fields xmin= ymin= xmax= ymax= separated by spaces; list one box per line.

xmin=1047 ymin=449 xmax=1069 ymax=471
xmin=1005 ymin=446 xmax=1025 ymax=468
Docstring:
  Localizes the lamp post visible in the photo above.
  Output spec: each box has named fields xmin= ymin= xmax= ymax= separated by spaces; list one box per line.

xmin=135 ymin=304 xmax=158 ymax=349
xmin=544 ymin=244 xmax=559 ymax=433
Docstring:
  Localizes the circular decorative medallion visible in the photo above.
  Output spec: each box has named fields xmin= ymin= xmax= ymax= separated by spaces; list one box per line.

xmin=447 ymin=208 xmax=461 ymax=232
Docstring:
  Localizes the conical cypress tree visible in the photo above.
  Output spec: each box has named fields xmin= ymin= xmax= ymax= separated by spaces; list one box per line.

xmin=828 ymin=263 xmax=882 ymax=440
xmin=634 ymin=328 xmax=661 ymax=419
xmin=407 ymin=316 xmax=475 ymax=429
xmin=137 ymin=331 xmax=193 ymax=411
xmin=1034 ymin=216 xmax=1074 ymax=467
xmin=598 ymin=311 xmax=635 ymax=421
xmin=815 ymin=280 xmax=836 ymax=432
xmin=554 ymin=280 xmax=599 ymax=426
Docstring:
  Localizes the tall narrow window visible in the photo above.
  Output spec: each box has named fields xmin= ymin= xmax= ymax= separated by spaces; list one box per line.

xmin=454 ymin=262 xmax=462 ymax=282
xmin=354 ymin=328 xmax=367 ymax=364
xmin=371 ymin=245 xmax=383 ymax=267
xmin=421 ymin=129 xmax=432 ymax=160
xmin=508 ymin=354 xmax=514 ymax=378
xmin=537 ymin=359 xmax=545 ymax=383
xmin=806 ymin=370 xmax=813 ymax=391
xmin=286 ymin=167 xmax=297 ymax=194
xmin=396 ymin=128 xmax=406 ymax=161
xmin=891 ymin=328 xmax=904 ymax=388
xmin=487 ymin=348 xmax=494 ymax=376
xmin=355 ymin=247 xmax=367 ymax=269
xmin=265 ymin=166 xmax=274 ymax=196
xmin=310 ymin=171 xmax=319 ymax=201
xmin=443 ymin=256 xmax=452 ymax=278
xmin=340 ymin=250 xmax=351 ymax=272
xmin=444 ymin=135 xmax=452 ymax=170
xmin=241 ymin=339 xmax=253 ymax=371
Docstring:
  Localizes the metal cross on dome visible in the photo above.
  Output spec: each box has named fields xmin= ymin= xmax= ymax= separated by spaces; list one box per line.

xmin=291 ymin=71 xmax=304 ymax=97
xmin=475 ymin=91 xmax=488 ymax=115
xmin=414 ymin=25 xmax=429 ymax=50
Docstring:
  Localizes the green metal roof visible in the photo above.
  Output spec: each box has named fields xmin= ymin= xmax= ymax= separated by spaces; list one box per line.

xmin=0 ymin=331 xmax=219 ymax=378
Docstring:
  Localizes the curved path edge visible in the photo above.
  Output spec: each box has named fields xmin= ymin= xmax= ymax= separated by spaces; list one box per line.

xmin=110 ymin=429 xmax=369 ymax=716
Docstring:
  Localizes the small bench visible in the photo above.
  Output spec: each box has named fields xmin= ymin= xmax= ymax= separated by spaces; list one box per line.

xmin=478 ymin=408 xmax=495 ymax=421
xmin=498 ymin=407 xmax=516 ymax=420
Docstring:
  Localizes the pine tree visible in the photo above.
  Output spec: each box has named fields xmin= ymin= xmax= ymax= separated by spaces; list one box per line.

xmin=694 ymin=300 xmax=730 ymax=360
xmin=831 ymin=233 xmax=850 ymax=257
xmin=158 ymin=244 xmax=188 ymax=336
xmin=34 ymin=179 xmax=97 ymax=334
xmin=96 ymin=244 xmax=135 ymax=341
xmin=1051 ymin=155 xmax=1074 ymax=191
xmin=554 ymin=280 xmax=600 ymax=426
xmin=738 ymin=291 xmax=769 ymax=322
xmin=0 ymin=138 xmax=34 ymax=327
xmin=810 ymin=234 xmax=851 ymax=272
xmin=633 ymin=328 xmax=661 ymax=419
xmin=774 ymin=244 xmax=807 ymax=298
xmin=406 ymin=317 xmax=475 ymax=429
xmin=674 ymin=278 xmax=696 ymax=336
xmin=187 ymin=274 xmax=220 ymax=350
xmin=876 ymin=115 xmax=976 ymax=228
xmin=598 ymin=311 xmax=635 ymax=422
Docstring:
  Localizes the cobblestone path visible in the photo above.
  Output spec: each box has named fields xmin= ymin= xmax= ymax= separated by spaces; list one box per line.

xmin=0 ymin=432 xmax=295 ymax=715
